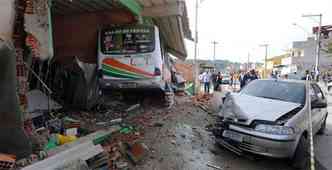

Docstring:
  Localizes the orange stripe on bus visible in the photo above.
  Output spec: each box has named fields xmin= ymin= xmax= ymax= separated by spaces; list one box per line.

xmin=103 ymin=58 xmax=155 ymax=77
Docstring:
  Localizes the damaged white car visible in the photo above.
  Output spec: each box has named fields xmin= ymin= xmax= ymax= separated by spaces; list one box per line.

xmin=213 ymin=79 xmax=328 ymax=167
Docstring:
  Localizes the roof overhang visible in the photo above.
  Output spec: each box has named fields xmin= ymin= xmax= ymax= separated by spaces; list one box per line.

xmin=51 ymin=0 xmax=130 ymax=15
xmin=50 ymin=0 xmax=192 ymax=60
xmin=137 ymin=0 xmax=192 ymax=60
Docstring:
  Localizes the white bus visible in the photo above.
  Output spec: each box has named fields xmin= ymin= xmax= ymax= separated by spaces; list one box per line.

xmin=98 ymin=25 xmax=172 ymax=92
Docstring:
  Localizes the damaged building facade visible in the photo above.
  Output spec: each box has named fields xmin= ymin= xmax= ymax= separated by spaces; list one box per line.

xmin=0 ymin=0 xmax=191 ymax=164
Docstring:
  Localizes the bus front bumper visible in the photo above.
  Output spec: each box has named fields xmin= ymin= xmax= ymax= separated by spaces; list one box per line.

xmin=99 ymin=78 xmax=165 ymax=90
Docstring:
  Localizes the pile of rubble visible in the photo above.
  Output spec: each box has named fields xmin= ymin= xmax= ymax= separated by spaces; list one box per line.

xmin=0 ymin=94 xmax=170 ymax=170
xmin=193 ymin=93 xmax=214 ymax=114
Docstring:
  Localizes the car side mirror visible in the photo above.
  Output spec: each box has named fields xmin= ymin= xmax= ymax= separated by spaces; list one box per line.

xmin=311 ymin=99 xmax=327 ymax=109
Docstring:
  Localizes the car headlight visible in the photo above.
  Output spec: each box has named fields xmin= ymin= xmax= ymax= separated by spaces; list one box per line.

xmin=255 ymin=124 xmax=294 ymax=135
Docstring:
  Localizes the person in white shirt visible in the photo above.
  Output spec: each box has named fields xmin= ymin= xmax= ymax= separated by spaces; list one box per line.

xmin=202 ymin=70 xmax=211 ymax=93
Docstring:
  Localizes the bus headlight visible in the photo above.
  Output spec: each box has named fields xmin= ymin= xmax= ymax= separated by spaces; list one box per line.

xmin=255 ymin=124 xmax=294 ymax=135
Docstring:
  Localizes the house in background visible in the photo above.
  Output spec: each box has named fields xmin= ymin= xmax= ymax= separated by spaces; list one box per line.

xmin=281 ymin=34 xmax=332 ymax=75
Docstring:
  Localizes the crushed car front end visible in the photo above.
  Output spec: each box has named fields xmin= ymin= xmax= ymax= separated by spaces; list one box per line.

xmin=212 ymin=80 xmax=307 ymax=159
xmin=213 ymin=117 xmax=299 ymax=158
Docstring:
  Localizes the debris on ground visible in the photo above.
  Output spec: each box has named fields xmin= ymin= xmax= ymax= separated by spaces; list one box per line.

xmin=0 ymin=154 xmax=16 ymax=170
xmin=193 ymin=93 xmax=214 ymax=114
xmin=126 ymin=104 xmax=141 ymax=114
xmin=153 ymin=122 xmax=164 ymax=127
xmin=96 ymin=118 xmax=123 ymax=127
xmin=126 ymin=142 xmax=149 ymax=164
xmin=207 ymin=162 xmax=223 ymax=170
xmin=12 ymin=87 xmax=218 ymax=170
xmin=15 ymin=94 xmax=152 ymax=170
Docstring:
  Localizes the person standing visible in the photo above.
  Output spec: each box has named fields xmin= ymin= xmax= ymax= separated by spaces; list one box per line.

xmin=239 ymin=71 xmax=245 ymax=89
xmin=214 ymin=72 xmax=222 ymax=91
xmin=243 ymin=69 xmax=258 ymax=86
xmin=302 ymin=70 xmax=311 ymax=80
xmin=202 ymin=70 xmax=211 ymax=94
xmin=230 ymin=72 xmax=234 ymax=87
xmin=212 ymin=70 xmax=218 ymax=91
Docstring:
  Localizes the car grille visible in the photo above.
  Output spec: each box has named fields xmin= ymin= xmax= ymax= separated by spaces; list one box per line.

xmin=238 ymin=142 xmax=267 ymax=153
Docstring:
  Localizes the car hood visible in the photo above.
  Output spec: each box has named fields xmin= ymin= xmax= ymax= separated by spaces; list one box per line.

xmin=220 ymin=93 xmax=302 ymax=125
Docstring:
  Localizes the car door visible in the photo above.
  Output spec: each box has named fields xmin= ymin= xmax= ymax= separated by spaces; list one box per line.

xmin=309 ymin=84 xmax=320 ymax=133
xmin=312 ymin=84 xmax=328 ymax=131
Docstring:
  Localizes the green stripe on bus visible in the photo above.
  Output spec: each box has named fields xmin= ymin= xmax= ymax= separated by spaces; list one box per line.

xmin=102 ymin=69 xmax=141 ymax=79
xmin=102 ymin=64 xmax=152 ymax=79
xmin=102 ymin=64 xmax=144 ymax=78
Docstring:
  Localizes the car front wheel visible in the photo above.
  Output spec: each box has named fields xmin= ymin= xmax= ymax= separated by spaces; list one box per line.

xmin=292 ymin=135 xmax=309 ymax=169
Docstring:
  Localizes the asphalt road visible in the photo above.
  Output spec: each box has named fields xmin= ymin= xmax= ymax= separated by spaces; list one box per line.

xmin=134 ymin=87 xmax=332 ymax=170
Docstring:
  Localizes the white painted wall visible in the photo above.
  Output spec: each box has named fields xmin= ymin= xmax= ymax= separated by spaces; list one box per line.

xmin=0 ymin=0 xmax=15 ymax=41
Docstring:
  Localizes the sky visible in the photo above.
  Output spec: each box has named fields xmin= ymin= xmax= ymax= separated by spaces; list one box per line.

xmin=185 ymin=0 xmax=332 ymax=63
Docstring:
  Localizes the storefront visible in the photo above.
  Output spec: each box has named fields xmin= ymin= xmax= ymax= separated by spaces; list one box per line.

xmin=0 ymin=0 xmax=191 ymax=159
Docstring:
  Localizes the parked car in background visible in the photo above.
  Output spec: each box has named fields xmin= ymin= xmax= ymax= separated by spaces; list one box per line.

xmin=213 ymin=79 xmax=328 ymax=168
xmin=221 ymin=75 xmax=230 ymax=84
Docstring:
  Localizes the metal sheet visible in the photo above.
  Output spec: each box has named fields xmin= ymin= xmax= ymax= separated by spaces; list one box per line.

xmin=26 ymin=90 xmax=62 ymax=113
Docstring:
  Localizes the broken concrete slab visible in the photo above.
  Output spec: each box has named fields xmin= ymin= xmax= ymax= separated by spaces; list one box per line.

xmin=22 ymin=142 xmax=104 ymax=170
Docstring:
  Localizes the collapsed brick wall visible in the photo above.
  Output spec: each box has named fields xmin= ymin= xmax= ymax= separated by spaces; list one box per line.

xmin=174 ymin=62 xmax=194 ymax=82
xmin=13 ymin=0 xmax=29 ymax=110
xmin=24 ymin=0 xmax=52 ymax=60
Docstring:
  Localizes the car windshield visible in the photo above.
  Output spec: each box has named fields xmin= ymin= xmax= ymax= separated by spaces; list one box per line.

xmin=240 ymin=80 xmax=305 ymax=104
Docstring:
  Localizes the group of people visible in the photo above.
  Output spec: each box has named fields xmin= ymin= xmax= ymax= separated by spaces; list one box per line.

xmin=200 ymin=70 xmax=223 ymax=94
xmin=238 ymin=69 xmax=259 ymax=89
xmin=199 ymin=69 xmax=260 ymax=94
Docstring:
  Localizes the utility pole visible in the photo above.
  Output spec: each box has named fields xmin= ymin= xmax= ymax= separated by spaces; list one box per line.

xmin=247 ymin=52 xmax=250 ymax=72
xmin=302 ymin=14 xmax=322 ymax=81
xmin=260 ymin=44 xmax=269 ymax=78
xmin=212 ymin=41 xmax=218 ymax=67
xmin=193 ymin=0 xmax=199 ymax=95
xmin=193 ymin=0 xmax=208 ymax=95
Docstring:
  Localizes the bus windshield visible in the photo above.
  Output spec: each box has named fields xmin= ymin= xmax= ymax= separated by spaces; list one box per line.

xmin=100 ymin=26 xmax=155 ymax=55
